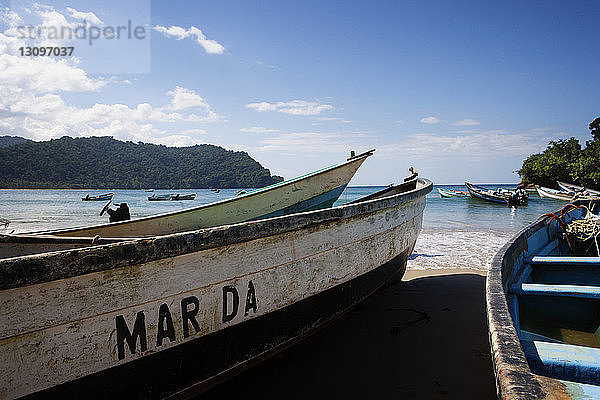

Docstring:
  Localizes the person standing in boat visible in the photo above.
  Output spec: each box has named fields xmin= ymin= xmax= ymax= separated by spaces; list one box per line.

xmin=404 ymin=166 xmax=418 ymax=182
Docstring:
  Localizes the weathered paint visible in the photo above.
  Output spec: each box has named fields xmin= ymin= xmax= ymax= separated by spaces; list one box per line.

xmin=486 ymin=201 xmax=596 ymax=399
xmin=26 ymin=153 xmax=371 ymax=238
xmin=0 ymin=179 xmax=431 ymax=399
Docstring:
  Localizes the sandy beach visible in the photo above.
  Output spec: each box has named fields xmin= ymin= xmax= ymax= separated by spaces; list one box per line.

xmin=200 ymin=266 xmax=497 ymax=399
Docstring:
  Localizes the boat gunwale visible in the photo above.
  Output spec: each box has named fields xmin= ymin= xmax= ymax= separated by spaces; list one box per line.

xmin=0 ymin=178 xmax=432 ymax=290
xmin=28 ymin=152 xmax=373 ymax=236
xmin=486 ymin=201 xmax=592 ymax=398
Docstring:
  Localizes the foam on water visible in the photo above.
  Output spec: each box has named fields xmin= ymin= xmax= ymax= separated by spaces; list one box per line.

xmin=408 ymin=229 xmax=512 ymax=271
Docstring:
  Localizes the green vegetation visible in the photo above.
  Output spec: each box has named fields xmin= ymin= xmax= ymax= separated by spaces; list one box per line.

xmin=518 ymin=117 xmax=600 ymax=189
xmin=0 ymin=136 xmax=284 ymax=189
xmin=0 ymin=136 xmax=32 ymax=148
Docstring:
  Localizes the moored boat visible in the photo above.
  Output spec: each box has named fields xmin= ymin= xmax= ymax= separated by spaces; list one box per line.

xmin=82 ymin=192 xmax=114 ymax=201
xmin=170 ymin=193 xmax=196 ymax=201
xmin=0 ymin=178 xmax=432 ymax=399
xmin=437 ymin=187 xmax=469 ymax=198
xmin=465 ymin=182 xmax=528 ymax=205
xmin=147 ymin=194 xmax=173 ymax=201
xmin=25 ymin=151 xmax=374 ymax=238
xmin=535 ymin=185 xmax=573 ymax=201
xmin=557 ymin=181 xmax=600 ymax=196
xmin=487 ymin=200 xmax=600 ymax=398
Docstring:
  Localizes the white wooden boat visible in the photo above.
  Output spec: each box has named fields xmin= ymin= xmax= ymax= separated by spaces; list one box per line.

xmin=82 ymin=192 xmax=114 ymax=201
xmin=0 ymin=178 xmax=432 ymax=399
xmin=25 ymin=151 xmax=373 ymax=238
xmin=557 ymin=181 xmax=600 ymax=196
xmin=147 ymin=193 xmax=173 ymax=201
xmin=535 ymin=186 xmax=573 ymax=201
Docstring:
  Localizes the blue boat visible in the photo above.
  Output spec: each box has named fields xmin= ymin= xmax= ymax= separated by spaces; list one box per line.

xmin=465 ymin=182 xmax=528 ymax=205
xmin=488 ymin=200 xmax=600 ymax=398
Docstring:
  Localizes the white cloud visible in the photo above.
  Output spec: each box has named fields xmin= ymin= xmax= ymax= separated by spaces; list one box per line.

xmin=66 ymin=7 xmax=103 ymax=25
xmin=240 ymin=126 xmax=278 ymax=133
xmin=258 ymin=131 xmax=367 ymax=153
xmin=0 ymin=7 xmax=22 ymax=27
xmin=420 ymin=116 xmax=441 ymax=124
xmin=182 ymin=128 xmax=206 ymax=135
xmin=0 ymin=7 xmax=222 ymax=144
xmin=148 ymin=134 xmax=205 ymax=147
xmin=378 ymin=130 xmax=565 ymax=160
xmin=454 ymin=118 xmax=481 ymax=126
xmin=247 ymin=100 xmax=333 ymax=116
xmin=153 ymin=25 xmax=225 ymax=54
xmin=167 ymin=86 xmax=210 ymax=110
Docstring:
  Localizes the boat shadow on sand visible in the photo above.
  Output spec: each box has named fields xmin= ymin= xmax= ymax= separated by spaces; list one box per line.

xmin=199 ymin=274 xmax=496 ymax=400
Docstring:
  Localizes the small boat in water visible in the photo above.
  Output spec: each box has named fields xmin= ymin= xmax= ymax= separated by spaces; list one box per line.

xmin=147 ymin=194 xmax=172 ymax=201
xmin=149 ymin=193 xmax=197 ymax=201
xmin=0 ymin=178 xmax=432 ymax=399
xmin=557 ymin=181 xmax=600 ymax=196
xmin=437 ymin=187 xmax=469 ymax=198
xmin=465 ymin=182 xmax=528 ymax=205
xmin=170 ymin=193 xmax=196 ymax=201
xmin=488 ymin=200 xmax=600 ymax=398
xmin=535 ymin=186 xmax=573 ymax=201
xmin=210 ymin=189 xmax=220 ymax=193
xmin=82 ymin=193 xmax=114 ymax=201
xmin=25 ymin=150 xmax=374 ymax=238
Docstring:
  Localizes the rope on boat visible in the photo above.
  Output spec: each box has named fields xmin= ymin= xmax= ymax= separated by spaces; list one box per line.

xmin=565 ymin=205 xmax=600 ymax=256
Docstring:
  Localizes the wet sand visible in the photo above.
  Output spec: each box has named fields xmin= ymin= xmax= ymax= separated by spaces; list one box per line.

xmin=200 ymin=267 xmax=497 ymax=399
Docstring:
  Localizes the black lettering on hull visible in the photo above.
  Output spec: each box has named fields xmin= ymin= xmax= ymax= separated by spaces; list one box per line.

xmin=116 ymin=311 xmax=147 ymax=360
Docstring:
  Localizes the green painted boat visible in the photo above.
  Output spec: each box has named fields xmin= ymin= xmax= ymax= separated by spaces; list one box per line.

xmin=22 ymin=151 xmax=374 ymax=239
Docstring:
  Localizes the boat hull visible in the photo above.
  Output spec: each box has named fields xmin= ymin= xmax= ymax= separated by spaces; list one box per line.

xmin=437 ymin=188 xmax=468 ymax=198
xmin=29 ymin=154 xmax=371 ymax=238
xmin=487 ymin=201 xmax=600 ymax=399
xmin=557 ymin=181 xmax=600 ymax=196
xmin=535 ymin=186 xmax=572 ymax=200
xmin=0 ymin=179 xmax=432 ymax=399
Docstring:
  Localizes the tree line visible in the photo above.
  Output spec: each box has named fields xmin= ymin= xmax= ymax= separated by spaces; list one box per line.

xmin=0 ymin=136 xmax=284 ymax=189
xmin=518 ymin=117 xmax=600 ymax=190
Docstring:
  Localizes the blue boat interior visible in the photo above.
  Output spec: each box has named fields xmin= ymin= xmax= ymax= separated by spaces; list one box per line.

xmin=505 ymin=201 xmax=600 ymax=397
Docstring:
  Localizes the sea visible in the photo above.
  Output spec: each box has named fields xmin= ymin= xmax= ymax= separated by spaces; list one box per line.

xmin=0 ymin=185 xmax=569 ymax=272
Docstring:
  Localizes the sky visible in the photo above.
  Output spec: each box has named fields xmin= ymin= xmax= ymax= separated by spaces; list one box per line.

xmin=0 ymin=0 xmax=598 ymax=185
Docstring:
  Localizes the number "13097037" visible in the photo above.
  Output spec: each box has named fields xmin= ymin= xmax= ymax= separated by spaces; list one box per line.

xmin=19 ymin=46 xmax=74 ymax=56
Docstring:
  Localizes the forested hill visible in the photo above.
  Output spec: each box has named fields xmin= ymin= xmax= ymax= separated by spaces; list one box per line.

xmin=0 ymin=136 xmax=284 ymax=189
xmin=518 ymin=117 xmax=600 ymax=189
xmin=0 ymin=136 xmax=32 ymax=148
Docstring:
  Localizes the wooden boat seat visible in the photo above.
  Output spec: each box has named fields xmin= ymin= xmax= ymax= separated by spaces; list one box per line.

xmin=529 ymin=256 xmax=600 ymax=266
xmin=522 ymin=340 xmax=600 ymax=385
xmin=513 ymin=283 xmax=600 ymax=299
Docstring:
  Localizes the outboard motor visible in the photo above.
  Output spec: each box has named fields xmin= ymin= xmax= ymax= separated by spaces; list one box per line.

xmin=107 ymin=203 xmax=131 ymax=223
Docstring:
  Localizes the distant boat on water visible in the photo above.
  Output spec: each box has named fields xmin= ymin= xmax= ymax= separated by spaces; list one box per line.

xmin=210 ymin=189 xmax=220 ymax=193
xmin=465 ymin=182 xmax=528 ymax=205
xmin=147 ymin=194 xmax=173 ymax=201
xmin=535 ymin=186 xmax=573 ymax=201
xmin=170 ymin=193 xmax=196 ymax=201
xmin=147 ymin=193 xmax=196 ymax=201
xmin=0 ymin=178 xmax=432 ymax=399
xmin=437 ymin=187 xmax=468 ymax=198
xmin=557 ymin=181 xmax=600 ymax=196
xmin=488 ymin=199 xmax=600 ymax=398
xmin=22 ymin=150 xmax=375 ymax=238
xmin=82 ymin=193 xmax=114 ymax=201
